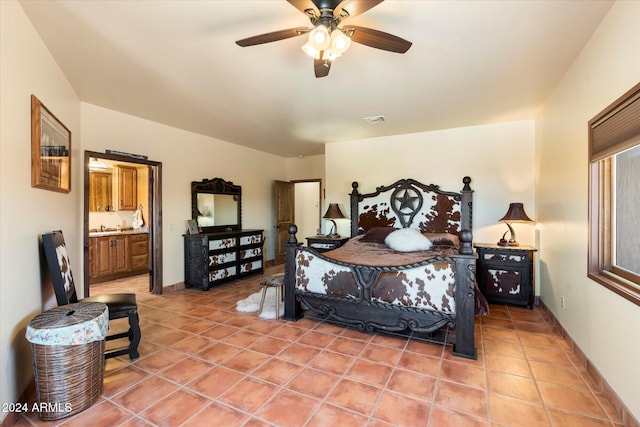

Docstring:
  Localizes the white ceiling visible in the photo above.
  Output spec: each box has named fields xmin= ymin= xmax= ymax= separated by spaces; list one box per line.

xmin=19 ymin=0 xmax=613 ymax=158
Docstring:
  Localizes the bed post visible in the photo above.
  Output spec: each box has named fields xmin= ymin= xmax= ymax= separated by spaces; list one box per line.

xmin=350 ymin=181 xmax=360 ymax=237
xmin=453 ymin=229 xmax=477 ymax=359
xmin=460 ymin=176 xmax=473 ymax=232
xmin=283 ymin=224 xmax=303 ymax=321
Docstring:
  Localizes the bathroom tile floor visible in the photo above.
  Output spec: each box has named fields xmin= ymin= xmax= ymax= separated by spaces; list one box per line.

xmin=17 ymin=266 xmax=625 ymax=426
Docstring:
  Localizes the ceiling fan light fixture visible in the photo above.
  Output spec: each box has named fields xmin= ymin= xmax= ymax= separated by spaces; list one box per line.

xmin=330 ymin=29 xmax=351 ymax=55
xmin=308 ymin=25 xmax=330 ymax=51
xmin=234 ymin=1 xmax=411 ymax=78
xmin=322 ymin=50 xmax=338 ymax=61
xmin=301 ymin=42 xmax=321 ymax=59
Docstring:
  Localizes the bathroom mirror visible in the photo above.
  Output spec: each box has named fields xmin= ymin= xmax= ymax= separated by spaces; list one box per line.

xmin=191 ymin=178 xmax=241 ymax=233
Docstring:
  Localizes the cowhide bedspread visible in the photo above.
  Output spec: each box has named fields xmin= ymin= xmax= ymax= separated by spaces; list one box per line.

xmin=294 ymin=236 xmax=489 ymax=316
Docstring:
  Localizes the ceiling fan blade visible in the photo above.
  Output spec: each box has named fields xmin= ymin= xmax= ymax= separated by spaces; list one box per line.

xmin=287 ymin=0 xmax=319 ymax=17
xmin=235 ymin=28 xmax=309 ymax=47
xmin=345 ymin=25 xmax=412 ymax=53
xmin=334 ymin=0 xmax=384 ymax=19
xmin=314 ymin=58 xmax=331 ymax=78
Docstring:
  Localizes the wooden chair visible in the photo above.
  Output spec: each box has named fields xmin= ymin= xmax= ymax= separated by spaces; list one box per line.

xmin=41 ymin=230 xmax=141 ymax=359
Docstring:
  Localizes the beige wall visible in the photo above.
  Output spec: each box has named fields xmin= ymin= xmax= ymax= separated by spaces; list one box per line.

xmin=536 ymin=0 xmax=640 ymax=420
xmin=294 ymin=182 xmax=321 ymax=239
xmin=324 ymin=120 xmax=536 ymax=248
xmin=0 ymin=1 xmax=83 ymax=415
xmin=286 ymin=154 xmax=325 ymax=182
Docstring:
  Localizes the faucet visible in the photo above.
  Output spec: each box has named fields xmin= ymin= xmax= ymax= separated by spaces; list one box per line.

xmin=100 ymin=224 xmax=106 ymax=232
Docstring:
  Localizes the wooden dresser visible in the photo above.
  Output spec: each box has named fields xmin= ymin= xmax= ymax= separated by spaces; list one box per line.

xmin=183 ymin=229 xmax=264 ymax=290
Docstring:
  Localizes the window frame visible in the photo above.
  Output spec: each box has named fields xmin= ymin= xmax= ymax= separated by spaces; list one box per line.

xmin=588 ymin=82 xmax=640 ymax=306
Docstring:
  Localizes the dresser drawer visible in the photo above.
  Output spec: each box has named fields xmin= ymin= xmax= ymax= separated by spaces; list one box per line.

xmin=240 ymin=233 xmax=262 ymax=246
xmin=240 ymin=247 xmax=262 ymax=260
xmin=210 ymin=266 xmax=237 ymax=282
xmin=209 ymin=252 xmax=237 ymax=266
xmin=481 ymin=251 xmax=528 ymax=264
xmin=209 ymin=238 xmax=236 ymax=250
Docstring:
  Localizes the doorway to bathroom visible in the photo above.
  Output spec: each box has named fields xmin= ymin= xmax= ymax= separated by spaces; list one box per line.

xmin=83 ymin=150 xmax=163 ymax=296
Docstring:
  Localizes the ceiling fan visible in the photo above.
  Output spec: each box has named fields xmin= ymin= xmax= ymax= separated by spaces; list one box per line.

xmin=235 ymin=0 xmax=412 ymax=78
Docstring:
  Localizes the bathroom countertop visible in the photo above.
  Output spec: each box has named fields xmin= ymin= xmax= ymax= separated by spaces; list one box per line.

xmin=88 ymin=228 xmax=148 ymax=237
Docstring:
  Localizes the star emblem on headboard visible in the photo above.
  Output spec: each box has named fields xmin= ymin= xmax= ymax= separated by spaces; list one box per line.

xmin=395 ymin=189 xmax=419 ymax=211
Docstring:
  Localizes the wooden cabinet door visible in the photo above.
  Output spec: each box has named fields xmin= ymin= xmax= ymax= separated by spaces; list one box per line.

xmin=89 ymin=171 xmax=113 ymax=211
xmin=96 ymin=237 xmax=113 ymax=277
xmin=117 ymin=166 xmax=137 ymax=210
xmin=95 ymin=235 xmax=129 ymax=277
xmin=112 ymin=234 xmax=129 ymax=273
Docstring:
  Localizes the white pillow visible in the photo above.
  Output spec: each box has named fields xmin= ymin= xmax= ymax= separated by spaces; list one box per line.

xmin=384 ymin=228 xmax=433 ymax=252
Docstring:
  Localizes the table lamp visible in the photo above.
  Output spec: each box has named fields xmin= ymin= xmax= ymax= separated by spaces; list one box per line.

xmin=323 ymin=203 xmax=346 ymax=238
xmin=498 ymin=202 xmax=532 ymax=246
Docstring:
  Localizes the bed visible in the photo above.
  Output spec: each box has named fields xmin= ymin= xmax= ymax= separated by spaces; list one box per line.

xmin=282 ymin=176 xmax=485 ymax=359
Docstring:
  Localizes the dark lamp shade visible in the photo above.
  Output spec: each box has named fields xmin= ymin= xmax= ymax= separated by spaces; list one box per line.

xmin=323 ymin=203 xmax=346 ymax=219
xmin=499 ymin=203 xmax=532 ymax=223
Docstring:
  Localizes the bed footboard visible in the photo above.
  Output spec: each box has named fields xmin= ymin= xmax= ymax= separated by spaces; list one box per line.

xmin=296 ymin=292 xmax=456 ymax=333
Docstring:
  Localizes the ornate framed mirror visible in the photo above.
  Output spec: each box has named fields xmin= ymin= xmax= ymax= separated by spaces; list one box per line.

xmin=191 ymin=178 xmax=241 ymax=233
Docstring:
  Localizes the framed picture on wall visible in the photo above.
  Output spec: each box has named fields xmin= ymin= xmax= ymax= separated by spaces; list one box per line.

xmin=31 ymin=95 xmax=71 ymax=193
xmin=186 ymin=219 xmax=199 ymax=235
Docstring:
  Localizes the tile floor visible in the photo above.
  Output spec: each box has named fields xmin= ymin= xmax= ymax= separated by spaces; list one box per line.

xmin=17 ymin=266 xmax=626 ymax=426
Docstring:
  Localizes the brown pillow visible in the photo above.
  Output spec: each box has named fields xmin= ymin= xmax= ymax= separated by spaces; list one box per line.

xmin=361 ymin=227 xmax=398 ymax=243
xmin=423 ymin=232 xmax=460 ymax=248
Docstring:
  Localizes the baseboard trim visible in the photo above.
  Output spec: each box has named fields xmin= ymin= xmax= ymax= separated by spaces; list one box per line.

xmin=1 ymin=379 xmax=35 ymax=427
xmin=162 ymin=281 xmax=185 ymax=293
xmin=538 ymin=298 xmax=639 ymax=427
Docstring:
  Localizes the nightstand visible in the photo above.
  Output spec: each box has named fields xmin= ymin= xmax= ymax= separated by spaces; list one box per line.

xmin=474 ymin=243 xmax=536 ymax=308
xmin=305 ymin=235 xmax=350 ymax=253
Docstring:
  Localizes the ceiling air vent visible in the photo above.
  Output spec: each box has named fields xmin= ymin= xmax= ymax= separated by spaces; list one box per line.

xmin=363 ymin=115 xmax=386 ymax=124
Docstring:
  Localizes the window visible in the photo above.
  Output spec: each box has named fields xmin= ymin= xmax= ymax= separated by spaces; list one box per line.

xmin=588 ymin=82 xmax=640 ymax=306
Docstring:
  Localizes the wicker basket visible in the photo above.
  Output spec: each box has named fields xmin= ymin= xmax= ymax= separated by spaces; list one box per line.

xmin=31 ymin=340 xmax=105 ymax=420
xmin=26 ymin=302 xmax=108 ymax=420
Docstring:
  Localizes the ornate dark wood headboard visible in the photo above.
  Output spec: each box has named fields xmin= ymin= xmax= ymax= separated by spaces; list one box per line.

xmin=349 ymin=176 xmax=473 ymax=237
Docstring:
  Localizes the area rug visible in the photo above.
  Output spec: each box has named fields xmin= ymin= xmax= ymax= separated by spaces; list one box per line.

xmin=236 ymin=287 xmax=284 ymax=320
